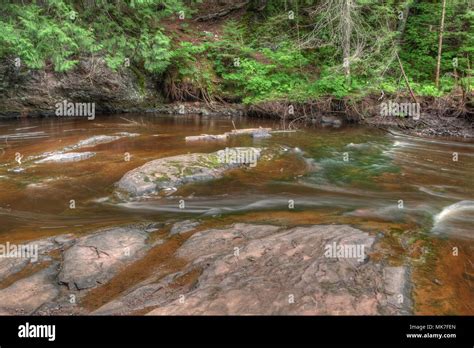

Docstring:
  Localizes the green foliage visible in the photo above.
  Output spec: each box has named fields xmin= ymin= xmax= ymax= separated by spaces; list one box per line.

xmin=401 ymin=1 xmax=473 ymax=83
xmin=171 ymin=42 xmax=207 ymax=76
xmin=0 ymin=0 xmax=195 ymax=73
xmin=0 ymin=0 xmax=471 ymax=102
xmin=140 ymin=31 xmax=172 ymax=74
xmin=307 ymin=71 xmax=351 ymax=98
xmin=0 ymin=3 xmax=97 ymax=72
xmin=219 ymin=43 xmax=312 ymax=103
xmin=84 ymin=0 xmax=185 ymax=74
xmin=412 ymin=83 xmax=443 ymax=97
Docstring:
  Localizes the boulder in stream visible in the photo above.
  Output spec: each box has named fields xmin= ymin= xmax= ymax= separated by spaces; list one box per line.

xmin=116 ymin=147 xmax=261 ymax=197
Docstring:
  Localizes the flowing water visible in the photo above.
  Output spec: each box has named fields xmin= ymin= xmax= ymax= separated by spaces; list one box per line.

xmin=0 ymin=114 xmax=472 ymax=313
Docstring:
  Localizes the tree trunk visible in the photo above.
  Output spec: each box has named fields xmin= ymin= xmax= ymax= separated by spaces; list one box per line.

xmin=396 ymin=52 xmax=418 ymax=104
xmin=435 ymin=0 xmax=447 ymax=89
xmin=342 ymin=0 xmax=353 ymax=84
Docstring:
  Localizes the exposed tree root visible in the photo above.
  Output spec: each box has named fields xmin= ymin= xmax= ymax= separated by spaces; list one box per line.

xmin=243 ymin=93 xmax=472 ymax=136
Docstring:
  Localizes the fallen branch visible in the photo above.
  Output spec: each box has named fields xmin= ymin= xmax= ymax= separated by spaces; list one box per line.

xmin=185 ymin=134 xmax=228 ymax=142
xmin=185 ymin=127 xmax=272 ymax=142
xmin=194 ymin=1 xmax=250 ymax=21
xmin=120 ymin=117 xmax=139 ymax=125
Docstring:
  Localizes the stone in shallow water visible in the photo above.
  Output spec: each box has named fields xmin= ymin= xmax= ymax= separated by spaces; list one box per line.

xmin=8 ymin=167 xmax=25 ymax=173
xmin=116 ymin=148 xmax=261 ymax=198
xmin=227 ymin=128 xmax=272 ymax=136
xmin=252 ymin=129 xmax=272 ymax=138
xmin=170 ymin=220 xmax=200 ymax=235
xmin=73 ymin=135 xmax=121 ymax=149
xmin=70 ymin=133 xmax=139 ymax=150
xmin=26 ymin=134 xmax=134 ymax=164
xmin=115 ymin=132 xmax=140 ymax=137
xmin=35 ymin=152 xmax=95 ymax=163
xmin=321 ymin=115 xmax=343 ymax=126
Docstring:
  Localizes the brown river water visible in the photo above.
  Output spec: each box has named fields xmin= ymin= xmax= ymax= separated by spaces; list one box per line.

xmin=0 ymin=113 xmax=472 ymax=314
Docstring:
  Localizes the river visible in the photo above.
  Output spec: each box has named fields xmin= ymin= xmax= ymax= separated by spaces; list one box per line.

xmin=0 ymin=113 xmax=472 ymax=314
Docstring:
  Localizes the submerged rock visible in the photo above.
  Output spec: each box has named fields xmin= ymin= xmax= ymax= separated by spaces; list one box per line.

xmin=116 ymin=148 xmax=261 ymax=197
xmin=73 ymin=135 xmax=121 ymax=149
xmin=321 ymin=115 xmax=343 ymax=127
xmin=67 ymin=133 xmax=138 ymax=150
xmin=185 ymin=128 xmax=273 ymax=142
xmin=35 ymin=152 xmax=95 ymax=163
xmin=0 ymin=256 xmax=30 ymax=283
xmin=26 ymin=133 xmax=138 ymax=165
xmin=170 ymin=220 xmax=200 ymax=235
xmin=8 ymin=167 xmax=25 ymax=173
xmin=345 ymin=142 xmax=370 ymax=150
xmin=252 ymin=129 xmax=272 ymax=138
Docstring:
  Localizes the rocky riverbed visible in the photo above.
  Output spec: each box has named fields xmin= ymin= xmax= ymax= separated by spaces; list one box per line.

xmin=0 ymin=135 xmax=412 ymax=315
xmin=0 ymin=221 xmax=411 ymax=315
xmin=0 ymin=114 xmax=472 ymax=315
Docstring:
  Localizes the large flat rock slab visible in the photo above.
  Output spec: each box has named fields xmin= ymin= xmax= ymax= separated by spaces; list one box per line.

xmin=0 ymin=266 xmax=60 ymax=314
xmin=0 ymin=225 xmax=158 ymax=315
xmin=94 ymin=224 xmax=410 ymax=315
xmin=0 ymin=234 xmax=75 ymax=282
xmin=58 ymin=226 xmax=149 ymax=291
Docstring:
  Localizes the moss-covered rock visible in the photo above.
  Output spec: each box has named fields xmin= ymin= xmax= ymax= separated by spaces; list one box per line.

xmin=116 ymin=147 xmax=261 ymax=198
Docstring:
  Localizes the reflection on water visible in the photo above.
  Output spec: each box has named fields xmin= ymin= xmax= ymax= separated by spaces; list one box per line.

xmin=0 ymin=114 xmax=472 ymax=242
